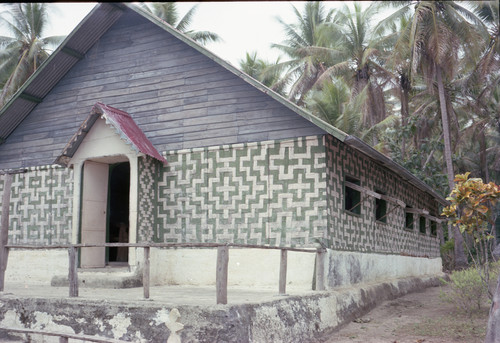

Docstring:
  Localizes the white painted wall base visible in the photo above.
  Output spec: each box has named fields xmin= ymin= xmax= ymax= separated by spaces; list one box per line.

xmin=5 ymin=250 xmax=68 ymax=285
xmin=141 ymin=248 xmax=442 ymax=291
xmin=144 ymin=248 xmax=316 ymax=291
xmin=3 ymin=248 xmax=442 ymax=291
xmin=325 ymin=250 xmax=442 ymax=289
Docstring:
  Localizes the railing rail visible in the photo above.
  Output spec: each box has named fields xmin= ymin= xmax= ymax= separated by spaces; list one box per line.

xmin=1 ymin=242 xmax=326 ymax=304
xmin=0 ymin=326 xmax=128 ymax=343
xmin=4 ymin=242 xmax=318 ymax=252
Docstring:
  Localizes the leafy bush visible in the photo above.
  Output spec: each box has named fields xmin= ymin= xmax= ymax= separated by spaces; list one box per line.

xmin=442 ymin=173 xmax=500 ymax=299
xmin=440 ymin=267 xmax=486 ymax=317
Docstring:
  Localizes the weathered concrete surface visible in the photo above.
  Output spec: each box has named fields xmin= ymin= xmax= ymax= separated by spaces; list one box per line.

xmin=0 ymin=275 xmax=444 ymax=342
xmin=325 ymin=250 xmax=442 ymax=288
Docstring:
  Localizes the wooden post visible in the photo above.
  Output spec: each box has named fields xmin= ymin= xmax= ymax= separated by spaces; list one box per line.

xmin=315 ymin=248 xmax=325 ymax=291
xmin=0 ymin=173 xmax=13 ymax=292
xmin=216 ymin=245 xmax=229 ymax=305
xmin=59 ymin=337 xmax=69 ymax=343
xmin=143 ymin=247 xmax=150 ymax=299
xmin=279 ymin=249 xmax=287 ymax=295
xmin=68 ymin=246 xmax=79 ymax=297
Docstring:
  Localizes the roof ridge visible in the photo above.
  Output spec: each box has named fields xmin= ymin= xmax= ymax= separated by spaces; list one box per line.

xmin=95 ymin=102 xmax=131 ymax=118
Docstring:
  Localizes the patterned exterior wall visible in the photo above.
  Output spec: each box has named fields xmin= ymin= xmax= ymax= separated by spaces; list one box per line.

xmin=325 ymin=135 xmax=440 ymax=257
xmin=0 ymin=166 xmax=73 ymax=245
xmin=0 ymin=134 xmax=440 ymax=257
xmin=156 ymin=136 xmax=328 ymax=247
xmin=137 ymin=155 xmax=159 ymax=242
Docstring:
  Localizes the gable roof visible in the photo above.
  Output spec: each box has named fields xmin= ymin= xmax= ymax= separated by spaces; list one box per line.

xmin=0 ymin=3 xmax=447 ymax=205
xmin=56 ymin=102 xmax=167 ymax=166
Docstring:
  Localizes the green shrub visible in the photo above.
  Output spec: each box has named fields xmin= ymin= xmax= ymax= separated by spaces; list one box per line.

xmin=440 ymin=266 xmax=486 ymax=317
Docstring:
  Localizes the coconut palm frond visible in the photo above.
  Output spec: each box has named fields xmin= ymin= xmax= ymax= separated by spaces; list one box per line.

xmin=146 ymin=2 xmax=221 ymax=45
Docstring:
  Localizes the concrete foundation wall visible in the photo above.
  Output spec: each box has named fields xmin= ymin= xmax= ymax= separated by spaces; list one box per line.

xmin=147 ymin=248 xmax=316 ymax=291
xmin=0 ymin=276 xmax=444 ymax=343
xmin=146 ymin=249 xmax=442 ymax=291
xmin=325 ymin=250 xmax=442 ymax=289
xmin=4 ymin=248 xmax=442 ymax=290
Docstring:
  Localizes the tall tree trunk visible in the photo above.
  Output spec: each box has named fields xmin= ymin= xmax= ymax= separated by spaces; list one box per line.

xmin=436 ymin=66 xmax=468 ymax=269
xmin=400 ymin=73 xmax=410 ymax=160
xmin=485 ymin=272 xmax=500 ymax=343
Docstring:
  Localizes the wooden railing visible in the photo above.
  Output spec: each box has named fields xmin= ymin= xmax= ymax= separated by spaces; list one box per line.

xmin=0 ymin=327 xmax=127 ymax=343
xmin=0 ymin=242 xmax=326 ymax=304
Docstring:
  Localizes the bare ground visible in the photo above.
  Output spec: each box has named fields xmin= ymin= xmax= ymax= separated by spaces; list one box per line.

xmin=324 ymin=284 xmax=490 ymax=343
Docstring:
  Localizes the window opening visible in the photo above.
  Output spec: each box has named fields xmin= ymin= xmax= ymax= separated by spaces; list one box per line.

xmin=419 ymin=216 xmax=426 ymax=235
xmin=375 ymin=190 xmax=387 ymax=223
xmin=405 ymin=207 xmax=414 ymax=230
xmin=345 ymin=176 xmax=361 ymax=215
xmin=430 ymin=221 xmax=437 ymax=237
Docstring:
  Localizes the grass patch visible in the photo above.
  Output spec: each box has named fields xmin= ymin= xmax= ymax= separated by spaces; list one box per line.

xmin=397 ymin=311 xmax=488 ymax=341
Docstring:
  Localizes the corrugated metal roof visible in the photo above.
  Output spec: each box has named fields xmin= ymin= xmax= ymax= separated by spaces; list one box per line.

xmin=56 ymin=102 xmax=167 ymax=166
xmin=0 ymin=2 xmax=447 ymax=205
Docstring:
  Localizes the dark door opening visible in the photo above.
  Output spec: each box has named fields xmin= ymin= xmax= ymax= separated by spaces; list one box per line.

xmin=107 ymin=162 xmax=130 ymax=264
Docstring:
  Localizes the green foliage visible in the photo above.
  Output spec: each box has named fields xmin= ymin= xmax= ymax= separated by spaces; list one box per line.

xmin=442 ymin=173 xmax=500 ymax=237
xmin=441 ymin=262 xmax=500 ymax=318
xmin=139 ymin=3 xmax=221 ymax=45
xmin=239 ymin=52 xmax=286 ymax=95
xmin=0 ymin=3 xmax=65 ymax=107
xmin=442 ymin=173 xmax=500 ymax=298
xmin=384 ymin=120 xmax=449 ymax=197
xmin=440 ymin=267 xmax=487 ymax=316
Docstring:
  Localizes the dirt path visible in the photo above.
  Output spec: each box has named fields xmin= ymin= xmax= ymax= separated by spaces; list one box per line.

xmin=324 ymin=284 xmax=489 ymax=343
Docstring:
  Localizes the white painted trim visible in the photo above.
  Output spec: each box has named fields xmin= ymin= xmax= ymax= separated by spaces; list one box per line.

xmin=67 ymin=118 xmax=141 ymax=269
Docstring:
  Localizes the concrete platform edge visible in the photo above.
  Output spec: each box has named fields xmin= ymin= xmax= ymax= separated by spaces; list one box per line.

xmin=0 ymin=274 xmax=446 ymax=342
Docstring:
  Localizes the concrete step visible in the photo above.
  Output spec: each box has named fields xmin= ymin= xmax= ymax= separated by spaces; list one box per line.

xmin=51 ymin=265 xmax=142 ymax=289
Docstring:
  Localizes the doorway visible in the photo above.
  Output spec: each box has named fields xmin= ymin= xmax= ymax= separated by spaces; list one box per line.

xmin=107 ymin=162 xmax=130 ymax=264
xmin=80 ymin=160 xmax=130 ymax=268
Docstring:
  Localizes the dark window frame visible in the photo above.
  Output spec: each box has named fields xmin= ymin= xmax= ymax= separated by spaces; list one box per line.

xmin=405 ymin=207 xmax=414 ymax=230
xmin=430 ymin=220 xmax=437 ymax=237
xmin=344 ymin=176 xmax=361 ymax=215
xmin=375 ymin=190 xmax=387 ymax=223
xmin=419 ymin=216 xmax=427 ymax=235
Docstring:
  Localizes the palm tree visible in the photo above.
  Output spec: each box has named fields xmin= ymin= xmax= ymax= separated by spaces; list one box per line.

xmin=0 ymin=3 xmax=64 ymax=107
xmin=380 ymin=0 xmax=489 ymax=268
xmin=306 ymin=78 xmax=351 ymax=126
xmin=141 ymin=3 xmax=220 ymax=45
xmin=269 ymin=1 xmax=335 ymax=105
xmin=239 ymin=52 xmax=286 ymax=95
xmin=458 ymin=1 xmax=499 ymax=183
xmin=373 ymin=11 xmax=415 ymax=158
xmin=310 ymin=3 xmax=393 ymax=145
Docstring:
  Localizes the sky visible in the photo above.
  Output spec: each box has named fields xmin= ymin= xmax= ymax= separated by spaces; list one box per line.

xmin=0 ymin=2 xmax=374 ymax=68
